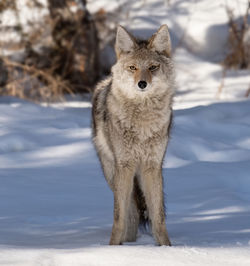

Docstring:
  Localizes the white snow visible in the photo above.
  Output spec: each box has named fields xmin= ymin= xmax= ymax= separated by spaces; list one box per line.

xmin=1 ymin=96 xmax=250 ymax=265
xmin=1 ymin=0 xmax=250 ymax=265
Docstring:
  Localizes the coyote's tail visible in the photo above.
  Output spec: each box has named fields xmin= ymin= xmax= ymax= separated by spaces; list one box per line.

xmin=133 ymin=176 xmax=149 ymax=228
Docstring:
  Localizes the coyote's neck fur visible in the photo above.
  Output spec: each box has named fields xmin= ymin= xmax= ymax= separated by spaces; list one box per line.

xmin=107 ymin=83 xmax=172 ymax=139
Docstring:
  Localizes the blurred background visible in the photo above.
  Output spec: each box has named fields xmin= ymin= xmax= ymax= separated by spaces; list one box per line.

xmin=1 ymin=2 xmax=250 ymax=260
xmin=0 ymin=0 xmax=249 ymax=105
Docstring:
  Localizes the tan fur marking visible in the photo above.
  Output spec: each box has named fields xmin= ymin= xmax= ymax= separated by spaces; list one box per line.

xmin=134 ymin=69 xmax=152 ymax=84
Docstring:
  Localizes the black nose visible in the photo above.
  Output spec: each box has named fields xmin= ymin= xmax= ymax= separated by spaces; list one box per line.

xmin=138 ymin=80 xmax=147 ymax=89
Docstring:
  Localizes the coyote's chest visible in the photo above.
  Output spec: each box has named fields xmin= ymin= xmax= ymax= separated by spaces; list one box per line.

xmin=113 ymin=107 xmax=169 ymax=146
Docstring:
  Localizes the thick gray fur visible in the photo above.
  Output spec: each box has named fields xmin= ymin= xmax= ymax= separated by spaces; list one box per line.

xmin=92 ymin=25 xmax=174 ymax=246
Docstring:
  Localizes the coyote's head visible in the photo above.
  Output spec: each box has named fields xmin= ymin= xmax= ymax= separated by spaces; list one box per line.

xmin=111 ymin=25 xmax=174 ymax=99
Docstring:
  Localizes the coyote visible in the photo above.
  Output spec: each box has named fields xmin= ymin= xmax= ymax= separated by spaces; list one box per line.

xmin=92 ymin=25 xmax=174 ymax=246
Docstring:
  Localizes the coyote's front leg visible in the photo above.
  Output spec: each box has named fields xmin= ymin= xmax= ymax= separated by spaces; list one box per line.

xmin=140 ymin=162 xmax=171 ymax=246
xmin=109 ymin=163 xmax=135 ymax=245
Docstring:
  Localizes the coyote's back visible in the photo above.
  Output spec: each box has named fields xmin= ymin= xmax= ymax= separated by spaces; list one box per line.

xmin=92 ymin=25 xmax=174 ymax=246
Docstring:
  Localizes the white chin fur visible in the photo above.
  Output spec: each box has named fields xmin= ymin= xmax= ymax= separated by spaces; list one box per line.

xmin=121 ymin=82 xmax=153 ymax=98
xmin=135 ymin=84 xmax=151 ymax=93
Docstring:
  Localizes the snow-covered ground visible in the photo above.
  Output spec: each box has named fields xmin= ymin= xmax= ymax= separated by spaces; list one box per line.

xmin=1 ymin=96 xmax=250 ymax=265
xmin=1 ymin=0 xmax=250 ymax=265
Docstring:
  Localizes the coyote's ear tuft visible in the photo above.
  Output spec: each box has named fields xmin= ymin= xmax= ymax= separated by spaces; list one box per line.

xmin=115 ymin=26 xmax=138 ymax=58
xmin=148 ymin=25 xmax=171 ymax=57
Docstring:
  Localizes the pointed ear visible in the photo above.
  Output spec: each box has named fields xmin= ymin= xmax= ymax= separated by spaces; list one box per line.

xmin=148 ymin=25 xmax=171 ymax=57
xmin=115 ymin=25 xmax=138 ymax=58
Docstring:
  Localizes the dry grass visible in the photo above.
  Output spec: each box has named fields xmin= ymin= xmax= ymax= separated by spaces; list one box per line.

xmin=218 ymin=1 xmax=250 ymax=98
xmin=223 ymin=2 xmax=250 ymax=69
xmin=0 ymin=0 xmax=100 ymax=102
xmin=1 ymin=57 xmax=74 ymax=102
xmin=0 ymin=0 xmax=68 ymax=102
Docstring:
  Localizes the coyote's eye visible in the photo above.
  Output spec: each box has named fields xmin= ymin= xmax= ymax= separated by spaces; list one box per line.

xmin=129 ymin=66 xmax=137 ymax=71
xmin=149 ymin=65 xmax=159 ymax=71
